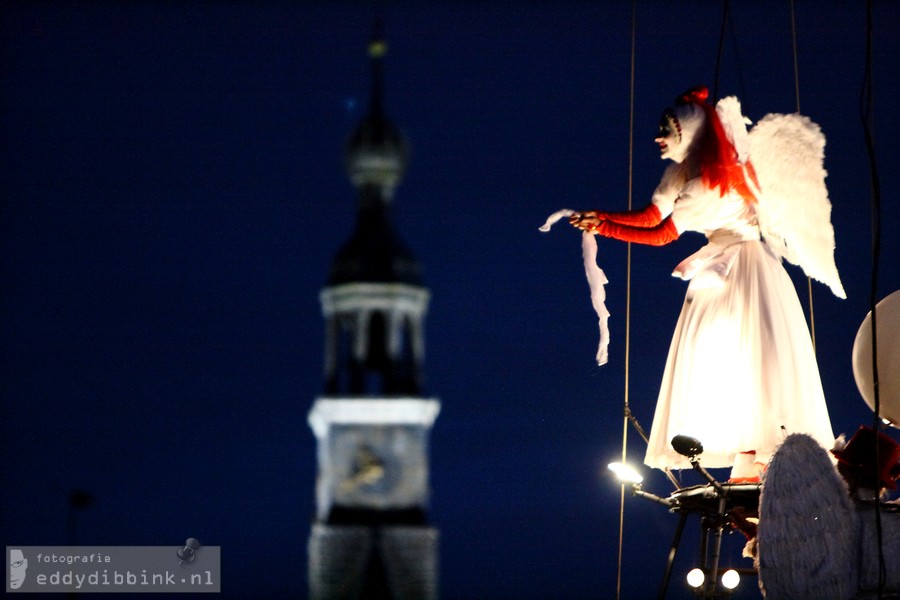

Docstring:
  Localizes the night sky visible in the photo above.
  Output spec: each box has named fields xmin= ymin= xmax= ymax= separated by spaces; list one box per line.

xmin=2 ymin=2 xmax=899 ymax=599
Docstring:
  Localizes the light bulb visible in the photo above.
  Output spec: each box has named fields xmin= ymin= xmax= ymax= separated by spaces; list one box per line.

xmin=686 ymin=568 xmax=705 ymax=588
xmin=608 ymin=462 xmax=643 ymax=485
xmin=721 ymin=569 xmax=740 ymax=590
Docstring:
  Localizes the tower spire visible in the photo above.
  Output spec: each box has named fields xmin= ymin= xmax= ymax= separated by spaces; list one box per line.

xmin=344 ymin=18 xmax=408 ymax=199
xmin=327 ymin=21 xmax=423 ymax=397
xmin=368 ymin=16 xmax=386 ymax=118
xmin=308 ymin=22 xmax=440 ymax=598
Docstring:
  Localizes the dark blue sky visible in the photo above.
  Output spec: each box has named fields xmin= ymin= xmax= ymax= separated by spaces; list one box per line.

xmin=2 ymin=2 xmax=898 ymax=599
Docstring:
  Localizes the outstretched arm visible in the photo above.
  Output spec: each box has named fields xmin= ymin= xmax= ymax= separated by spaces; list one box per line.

xmin=570 ymin=209 xmax=679 ymax=246
xmin=594 ymin=217 xmax=679 ymax=246
xmin=570 ymin=203 xmax=664 ymax=228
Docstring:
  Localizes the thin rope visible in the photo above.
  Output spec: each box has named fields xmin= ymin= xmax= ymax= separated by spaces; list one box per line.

xmin=728 ymin=14 xmax=749 ymax=106
xmin=712 ymin=0 xmax=731 ymax=101
xmin=789 ymin=1 xmax=802 ymax=112
xmin=789 ymin=0 xmax=818 ymax=351
xmin=615 ymin=4 xmax=637 ymax=600
xmin=860 ymin=0 xmax=885 ymax=593
xmin=793 ymin=1 xmax=885 ymax=594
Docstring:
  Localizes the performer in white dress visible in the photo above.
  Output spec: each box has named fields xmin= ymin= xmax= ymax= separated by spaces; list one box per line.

xmin=570 ymin=86 xmax=841 ymax=474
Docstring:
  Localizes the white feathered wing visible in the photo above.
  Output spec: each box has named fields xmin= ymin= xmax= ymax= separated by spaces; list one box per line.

xmin=747 ymin=112 xmax=846 ymax=298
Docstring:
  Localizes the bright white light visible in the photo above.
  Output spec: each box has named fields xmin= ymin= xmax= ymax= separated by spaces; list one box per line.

xmin=721 ymin=569 xmax=740 ymax=590
xmin=686 ymin=568 xmax=705 ymax=588
xmin=608 ymin=462 xmax=643 ymax=484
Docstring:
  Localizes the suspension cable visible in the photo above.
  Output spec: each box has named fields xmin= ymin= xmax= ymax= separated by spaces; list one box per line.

xmin=616 ymin=5 xmax=638 ymax=597
xmin=615 ymin=4 xmax=638 ymax=600
xmin=789 ymin=0 xmax=819 ymax=350
xmin=860 ymin=0 xmax=885 ymax=594
xmin=794 ymin=1 xmax=885 ymax=594
xmin=789 ymin=1 xmax=802 ymax=113
xmin=712 ymin=0 xmax=731 ymax=101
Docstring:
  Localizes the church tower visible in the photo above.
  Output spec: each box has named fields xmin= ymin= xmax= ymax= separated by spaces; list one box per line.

xmin=307 ymin=23 xmax=440 ymax=600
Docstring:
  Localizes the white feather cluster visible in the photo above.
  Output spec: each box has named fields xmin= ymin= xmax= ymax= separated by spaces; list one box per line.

xmin=757 ymin=434 xmax=857 ymax=599
xmin=716 ymin=96 xmax=752 ymax=163
xmin=758 ymin=433 xmax=900 ymax=597
xmin=748 ymin=113 xmax=847 ymax=298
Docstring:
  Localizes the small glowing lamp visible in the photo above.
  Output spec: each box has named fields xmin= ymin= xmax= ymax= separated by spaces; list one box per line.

xmin=721 ymin=569 xmax=740 ymax=590
xmin=686 ymin=568 xmax=705 ymax=589
xmin=608 ymin=462 xmax=643 ymax=485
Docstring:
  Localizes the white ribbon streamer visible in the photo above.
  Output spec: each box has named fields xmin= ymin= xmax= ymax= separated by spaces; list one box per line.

xmin=539 ymin=210 xmax=611 ymax=366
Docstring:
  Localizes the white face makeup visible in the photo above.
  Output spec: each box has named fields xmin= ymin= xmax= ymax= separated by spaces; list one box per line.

xmin=655 ymin=110 xmax=682 ymax=160
xmin=656 ymin=104 xmax=704 ymax=163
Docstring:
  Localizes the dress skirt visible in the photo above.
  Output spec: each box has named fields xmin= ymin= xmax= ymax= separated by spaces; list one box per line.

xmin=644 ymin=239 xmax=835 ymax=470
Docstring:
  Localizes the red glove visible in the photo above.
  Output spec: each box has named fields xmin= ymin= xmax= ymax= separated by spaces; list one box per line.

xmin=595 ymin=203 xmax=663 ymax=227
xmin=595 ymin=217 xmax=679 ymax=246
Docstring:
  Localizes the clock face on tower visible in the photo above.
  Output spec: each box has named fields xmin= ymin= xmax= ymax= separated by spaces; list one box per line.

xmin=329 ymin=424 xmax=429 ymax=510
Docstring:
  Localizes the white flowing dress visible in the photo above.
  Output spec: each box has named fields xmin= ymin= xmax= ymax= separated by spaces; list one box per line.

xmin=643 ymin=165 xmax=835 ymax=470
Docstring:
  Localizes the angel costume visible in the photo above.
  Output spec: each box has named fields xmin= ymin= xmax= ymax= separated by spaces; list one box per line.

xmin=573 ymin=87 xmax=842 ymax=471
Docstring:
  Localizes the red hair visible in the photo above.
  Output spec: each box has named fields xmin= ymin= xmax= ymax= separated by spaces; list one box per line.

xmin=676 ymin=86 xmax=758 ymax=204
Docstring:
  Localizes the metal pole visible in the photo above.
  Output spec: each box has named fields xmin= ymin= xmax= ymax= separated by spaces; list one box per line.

xmin=704 ymin=496 xmax=728 ymax=598
xmin=657 ymin=511 xmax=689 ymax=600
